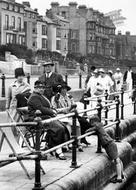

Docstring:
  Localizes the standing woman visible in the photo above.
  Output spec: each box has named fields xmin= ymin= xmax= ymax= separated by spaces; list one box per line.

xmin=6 ymin=68 xmax=31 ymax=119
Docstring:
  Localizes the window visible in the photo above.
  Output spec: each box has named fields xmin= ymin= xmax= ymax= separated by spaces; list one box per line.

xmin=71 ymin=43 xmax=76 ymax=52
xmin=42 ymin=25 xmax=47 ymax=35
xmin=17 ymin=17 xmax=21 ymax=31
xmin=61 ymin=11 xmax=66 ymax=18
xmin=56 ymin=28 xmax=61 ymax=38
xmin=71 ymin=30 xmax=78 ymax=39
xmin=6 ymin=33 xmax=16 ymax=44
xmin=5 ymin=15 xmax=9 ymax=29
xmin=42 ymin=38 xmax=47 ymax=49
xmin=11 ymin=16 xmax=15 ymax=29
xmin=56 ymin=40 xmax=61 ymax=50
xmin=18 ymin=35 xmax=25 ymax=45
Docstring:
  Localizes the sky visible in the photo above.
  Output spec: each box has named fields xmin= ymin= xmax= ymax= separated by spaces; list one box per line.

xmin=17 ymin=0 xmax=136 ymax=35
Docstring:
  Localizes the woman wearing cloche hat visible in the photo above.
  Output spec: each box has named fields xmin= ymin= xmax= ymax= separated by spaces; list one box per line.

xmin=6 ymin=68 xmax=31 ymax=119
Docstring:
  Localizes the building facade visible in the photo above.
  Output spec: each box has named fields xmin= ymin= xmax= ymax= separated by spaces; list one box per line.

xmin=48 ymin=2 xmax=116 ymax=57
xmin=0 ymin=0 xmax=25 ymax=46
xmin=23 ymin=1 xmax=38 ymax=50
xmin=116 ymin=31 xmax=136 ymax=61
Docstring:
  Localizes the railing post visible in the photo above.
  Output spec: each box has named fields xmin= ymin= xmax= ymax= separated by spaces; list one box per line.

xmin=115 ymin=95 xmax=121 ymax=142
xmin=32 ymin=117 xmax=44 ymax=190
xmin=70 ymin=114 xmax=78 ymax=168
xmin=79 ymin=73 xmax=82 ymax=89
xmin=96 ymin=98 xmax=103 ymax=153
xmin=120 ymin=87 xmax=124 ymax=119
xmin=65 ymin=73 xmax=68 ymax=84
xmin=1 ymin=74 xmax=5 ymax=97
xmin=104 ymin=89 xmax=108 ymax=125
xmin=133 ymin=89 xmax=136 ymax=114
xmin=27 ymin=73 xmax=30 ymax=84
xmin=83 ymin=92 xmax=89 ymax=117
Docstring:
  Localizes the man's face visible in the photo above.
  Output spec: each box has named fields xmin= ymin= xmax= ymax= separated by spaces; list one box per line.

xmin=35 ymin=87 xmax=45 ymax=95
xmin=44 ymin=65 xmax=53 ymax=73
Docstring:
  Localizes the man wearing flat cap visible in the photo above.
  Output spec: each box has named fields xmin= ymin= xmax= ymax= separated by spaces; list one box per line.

xmin=39 ymin=61 xmax=64 ymax=101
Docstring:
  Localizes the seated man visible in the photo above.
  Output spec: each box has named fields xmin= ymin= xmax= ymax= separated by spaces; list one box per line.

xmin=27 ymin=80 xmax=67 ymax=160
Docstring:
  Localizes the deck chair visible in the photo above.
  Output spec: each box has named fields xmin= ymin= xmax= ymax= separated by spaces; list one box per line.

xmin=16 ymin=107 xmax=47 ymax=149
xmin=0 ymin=111 xmax=46 ymax=179
xmin=0 ymin=111 xmax=32 ymax=179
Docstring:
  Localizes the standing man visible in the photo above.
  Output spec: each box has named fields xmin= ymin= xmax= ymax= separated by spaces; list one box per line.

xmin=39 ymin=61 xmax=64 ymax=101
xmin=85 ymin=66 xmax=96 ymax=89
xmin=113 ymin=68 xmax=123 ymax=91
xmin=123 ymin=66 xmax=135 ymax=98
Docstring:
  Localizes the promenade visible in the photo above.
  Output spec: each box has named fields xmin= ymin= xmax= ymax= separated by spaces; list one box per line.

xmin=0 ymin=92 xmax=134 ymax=190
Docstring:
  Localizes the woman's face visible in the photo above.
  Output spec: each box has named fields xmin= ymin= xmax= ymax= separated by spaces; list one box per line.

xmin=61 ymin=88 xmax=67 ymax=95
xmin=17 ymin=75 xmax=24 ymax=83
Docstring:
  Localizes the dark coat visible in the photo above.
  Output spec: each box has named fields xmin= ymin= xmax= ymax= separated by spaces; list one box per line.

xmin=39 ymin=72 xmax=64 ymax=101
xmin=27 ymin=91 xmax=66 ymax=147
xmin=27 ymin=91 xmax=55 ymax=119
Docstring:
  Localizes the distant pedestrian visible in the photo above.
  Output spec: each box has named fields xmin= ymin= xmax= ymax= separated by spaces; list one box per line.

xmin=39 ymin=61 xmax=64 ymax=101
xmin=85 ymin=66 xmax=96 ymax=89
xmin=123 ymin=66 xmax=135 ymax=98
xmin=113 ymin=68 xmax=123 ymax=91
xmin=76 ymin=114 xmax=124 ymax=183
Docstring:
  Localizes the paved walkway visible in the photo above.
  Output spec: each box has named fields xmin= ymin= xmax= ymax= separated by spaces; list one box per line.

xmin=0 ymin=93 xmax=134 ymax=190
xmin=0 ymin=135 xmax=101 ymax=190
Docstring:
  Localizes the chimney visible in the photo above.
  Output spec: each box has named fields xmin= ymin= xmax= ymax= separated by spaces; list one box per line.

xmin=118 ymin=31 xmax=122 ymax=35
xmin=22 ymin=1 xmax=31 ymax=7
xmin=69 ymin=2 xmax=77 ymax=18
xmin=34 ymin=8 xmax=38 ymax=13
xmin=126 ymin=31 xmax=130 ymax=36
xmin=78 ymin=5 xmax=87 ymax=15
xmin=51 ymin=2 xmax=59 ymax=14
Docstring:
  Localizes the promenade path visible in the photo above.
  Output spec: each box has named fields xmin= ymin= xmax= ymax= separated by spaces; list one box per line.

xmin=0 ymin=92 xmax=134 ymax=190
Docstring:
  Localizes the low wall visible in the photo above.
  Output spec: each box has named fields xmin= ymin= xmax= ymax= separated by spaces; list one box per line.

xmin=45 ymin=116 xmax=136 ymax=190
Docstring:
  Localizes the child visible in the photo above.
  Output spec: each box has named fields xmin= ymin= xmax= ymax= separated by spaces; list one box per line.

xmin=76 ymin=113 xmax=124 ymax=183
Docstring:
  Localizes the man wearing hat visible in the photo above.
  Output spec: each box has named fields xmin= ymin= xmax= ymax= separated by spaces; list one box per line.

xmin=39 ymin=61 xmax=64 ymax=101
xmin=113 ymin=68 xmax=123 ymax=91
xmin=27 ymin=80 xmax=67 ymax=160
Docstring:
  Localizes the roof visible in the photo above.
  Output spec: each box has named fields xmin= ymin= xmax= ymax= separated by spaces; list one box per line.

xmin=24 ymin=6 xmax=37 ymax=13
xmin=43 ymin=16 xmax=58 ymax=25
xmin=54 ymin=14 xmax=69 ymax=23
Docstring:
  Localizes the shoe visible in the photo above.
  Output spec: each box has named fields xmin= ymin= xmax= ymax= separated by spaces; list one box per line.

xmin=110 ymin=178 xmax=123 ymax=183
xmin=55 ymin=152 xmax=67 ymax=160
xmin=62 ymin=146 xmax=69 ymax=152
xmin=81 ymin=138 xmax=91 ymax=146
xmin=78 ymin=145 xmax=84 ymax=152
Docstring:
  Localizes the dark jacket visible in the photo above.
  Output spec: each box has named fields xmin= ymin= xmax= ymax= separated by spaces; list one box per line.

xmin=27 ymin=91 xmax=55 ymax=120
xmin=123 ymin=71 xmax=135 ymax=86
xmin=39 ymin=72 xmax=64 ymax=101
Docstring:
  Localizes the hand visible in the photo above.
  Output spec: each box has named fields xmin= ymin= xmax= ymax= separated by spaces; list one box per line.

xmin=54 ymin=93 xmax=60 ymax=103
xmin=69 ymin=104 xmax=77 ymax=112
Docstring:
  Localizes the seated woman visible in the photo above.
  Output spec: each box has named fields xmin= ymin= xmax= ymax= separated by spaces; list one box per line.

xmin=51 ymin=82 xmax=85 ymax=151
xmin=27 ymin=80 xmax=67 ymax=160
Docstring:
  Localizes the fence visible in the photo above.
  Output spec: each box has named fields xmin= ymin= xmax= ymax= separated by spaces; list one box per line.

xmin=0 ymin=88 xmax=136 ymax=189
xmin=0 ymin=73 xmax=85 ymax=97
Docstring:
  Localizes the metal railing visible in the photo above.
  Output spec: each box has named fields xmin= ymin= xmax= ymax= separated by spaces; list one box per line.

xmin=0 ymin=88 xmax=136 ymax=189
xmin=0 ymin=72 xmax=85 ymax=97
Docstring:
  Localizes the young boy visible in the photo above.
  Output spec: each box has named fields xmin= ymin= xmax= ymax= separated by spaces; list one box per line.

xmin=76 ymin=113 xmax=124 ymax=183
